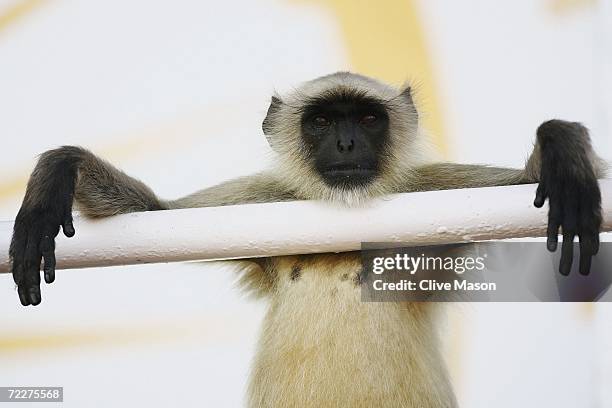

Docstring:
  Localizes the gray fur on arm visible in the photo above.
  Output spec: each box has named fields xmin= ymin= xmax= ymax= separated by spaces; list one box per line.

xmin=404 ymin=131 xmax=607 ymax=194
xmin=402 ymin=163 xmax=526 ymax=192
xmin=73 ymin=148 xmax=165 ymax=217
xmin=168 ymin=172 xmax=297 ymax=209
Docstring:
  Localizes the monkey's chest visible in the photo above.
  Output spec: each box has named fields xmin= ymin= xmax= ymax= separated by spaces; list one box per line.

xmin=263 ymin=254 xmax=428 ymax=352
xmin=247 ymin=254 xmax=450 ymax=408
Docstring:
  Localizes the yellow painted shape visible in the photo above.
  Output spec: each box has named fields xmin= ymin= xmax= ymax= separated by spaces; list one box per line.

xmin=578 ymin=302 xmax=595 ymax=321
xmin=0 ymin=0 xmax=46 ymax=35
xmin=300 ymin=0 xmax=447 ymax=156
xmin=0 ymin=176 xmax=27 ymax=202
xmin=548 ymin=0 xmax=597 ymax=15
xmin=0 ymin=315 xmax=245 ymax=354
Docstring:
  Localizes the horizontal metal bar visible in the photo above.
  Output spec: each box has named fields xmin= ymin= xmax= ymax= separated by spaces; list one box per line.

xmin=1 ymin=180 xmax=611 ymax=273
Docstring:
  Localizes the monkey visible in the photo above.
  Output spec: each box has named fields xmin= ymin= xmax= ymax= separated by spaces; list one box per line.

xmin=9 ymin=72 xmax=606 ymax=407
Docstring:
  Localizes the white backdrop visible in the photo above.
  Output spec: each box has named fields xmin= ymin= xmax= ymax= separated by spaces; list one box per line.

xmin=0 ymin=1 xmax=611 ymax=407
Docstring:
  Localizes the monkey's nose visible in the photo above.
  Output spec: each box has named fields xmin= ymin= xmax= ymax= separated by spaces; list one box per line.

xmin=336 ymin=139 xmax=355 ymax=153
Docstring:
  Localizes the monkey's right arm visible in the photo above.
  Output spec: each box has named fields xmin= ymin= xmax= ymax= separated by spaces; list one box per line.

xmin=9 ymin=146 xmax=166 ymax=305
xmin=10 ymin=146 xmax=295 ymax=306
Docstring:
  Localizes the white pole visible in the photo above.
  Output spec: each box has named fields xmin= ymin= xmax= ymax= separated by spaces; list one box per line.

xmin=0 ymin=180 xmax=611 ymax=273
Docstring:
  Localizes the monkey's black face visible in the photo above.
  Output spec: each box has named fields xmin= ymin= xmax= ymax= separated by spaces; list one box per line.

xmin=300 ymin=97 xmax=389 ymax=188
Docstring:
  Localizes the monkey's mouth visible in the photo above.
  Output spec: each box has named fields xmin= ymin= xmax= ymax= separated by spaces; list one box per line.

xmin=319 ymin=164 xmax=377 ymax=186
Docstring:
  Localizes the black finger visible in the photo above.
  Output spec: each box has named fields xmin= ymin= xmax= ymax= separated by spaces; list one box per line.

xmin=578 ymin=203 xmax=601 ymax=257
xmin=579 ymin=237 xmax=593 ymax=276
xmin=10 ymin=250 xmax=26 ymax=287
xmin=560 ymin=231 xmax=575 ymax=276
xmin=40 ymin=234 xmax=56 ymax=284
xmin=592 ymin=234 xmax=600 ymax=256
xmin=547 ymin=222 xmax=560 ymax=252
xmin=10 ymin=220 xmax=29 ymax=304
xmin=28 ymin=286 xmax=41 ymax=306
xmin=12 ymin=255 xmax=28 ymax=305
xmin=12 ymin=258 xmax=24 ymax=286
xmin=10 ymin=220 xmax=27 ymax=286
xmin=547 ymin=202 xmax=562 ymax=252
xmin=534 ymin=183 xmax=547 ymax=208
xmin=18 ymin=285 xmax=31 ymax=306
xmin=62 ymin=217 xmax=75 ymax=238
xmin=24 ymin=231 xmax=42 ymax=306
xmin=577 ymin=229 xmax=599 ymax=276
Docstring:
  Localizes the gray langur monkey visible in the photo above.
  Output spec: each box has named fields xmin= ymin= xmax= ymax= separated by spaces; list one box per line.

xmin=9 ymin=72 xmax=607 ymax=407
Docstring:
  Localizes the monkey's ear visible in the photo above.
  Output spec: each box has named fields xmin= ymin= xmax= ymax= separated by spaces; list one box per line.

xmin=399 ymin=86 xmax=416 ymax=106
xmin=399 ymin=86 xmax=418 ymax=121
xmin=262 ymin=96 xmax=283 ymax=139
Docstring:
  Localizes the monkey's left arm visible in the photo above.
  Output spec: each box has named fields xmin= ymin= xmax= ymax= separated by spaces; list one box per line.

xmin=406 ymin=120 xmax=607 ymax=276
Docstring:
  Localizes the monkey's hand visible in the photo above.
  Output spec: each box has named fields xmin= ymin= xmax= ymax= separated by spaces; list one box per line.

xmin=533 ymin=120 xmax=602 ymax=276
xmin=9 ymin=147 xmax=82 ymax=306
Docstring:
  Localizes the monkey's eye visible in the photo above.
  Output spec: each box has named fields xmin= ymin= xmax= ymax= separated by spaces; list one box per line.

xmin=359 ymin=114 xmax=377 ymax=125
xmin=313 ymin=115 xmax=331 ymax=127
